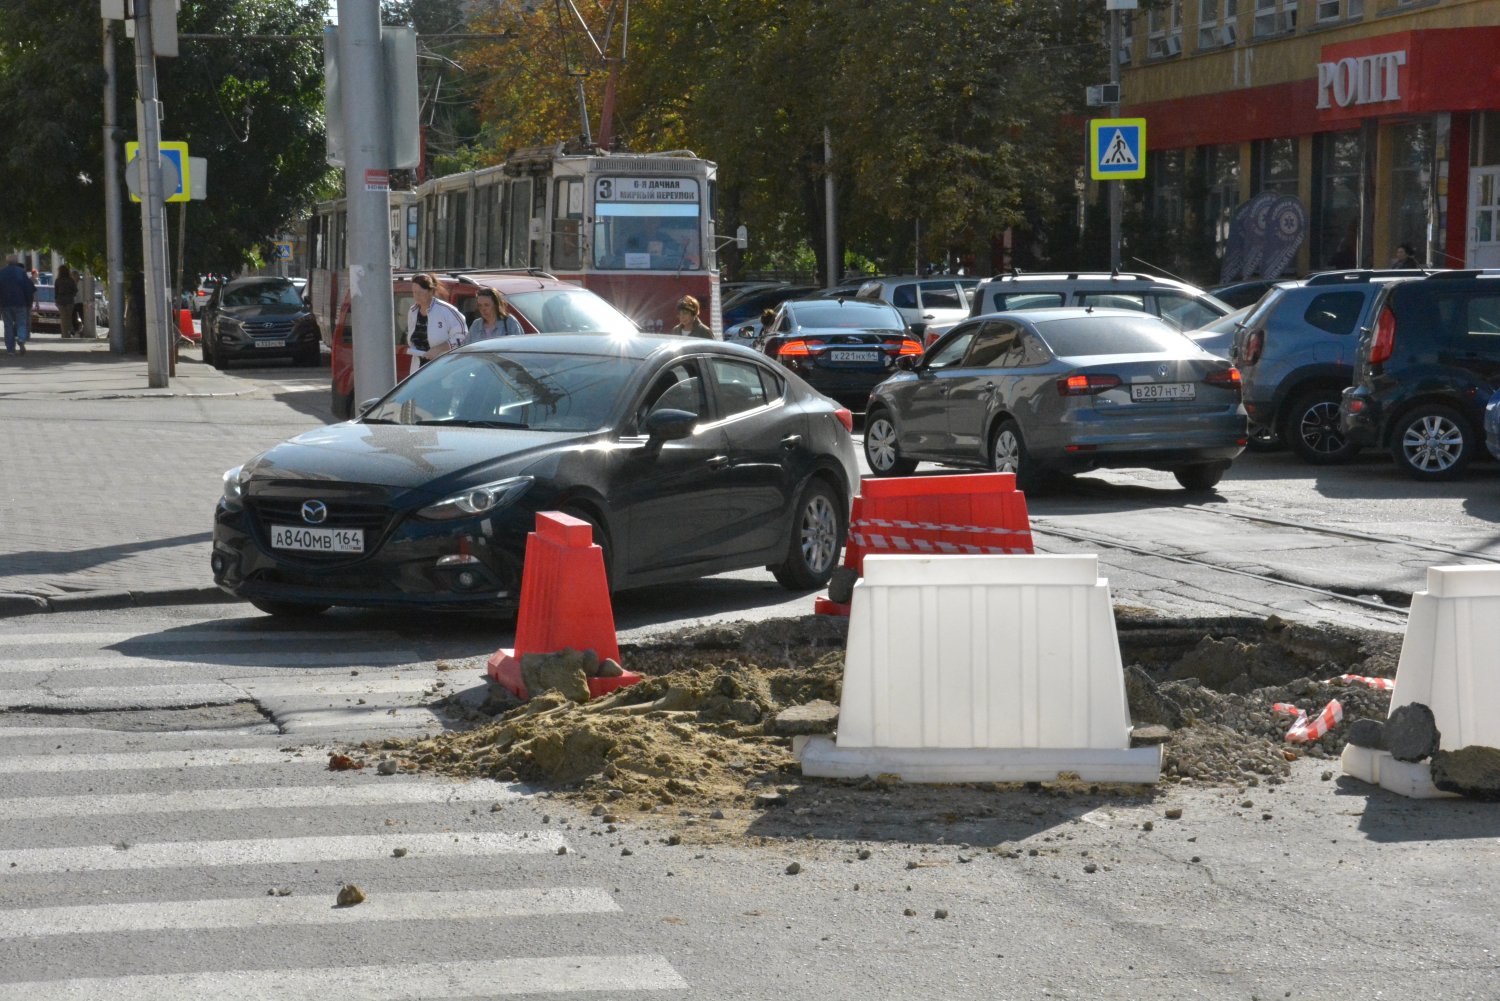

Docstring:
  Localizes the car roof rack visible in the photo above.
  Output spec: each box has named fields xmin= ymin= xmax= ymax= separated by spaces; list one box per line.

xmin=1423 ymin=269 xmax=1500 ymax=280
xmin=1304 ymin=268 xmax=1434 ymax=284
xmin=985 ymin=270 xmax=1162 ymax=282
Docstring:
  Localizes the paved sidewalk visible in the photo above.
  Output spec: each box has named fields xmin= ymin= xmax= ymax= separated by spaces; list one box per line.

xmin=0 ymin=331 xmax=333 ymax=615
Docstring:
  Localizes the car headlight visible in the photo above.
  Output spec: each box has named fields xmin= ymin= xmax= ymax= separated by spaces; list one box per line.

xmin=221 ymin=465 xmax=245 ymax=510
xmin=418 ymin=475 xmax=534 ymax=521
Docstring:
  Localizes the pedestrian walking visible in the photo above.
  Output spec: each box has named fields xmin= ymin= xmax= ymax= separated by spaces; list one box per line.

xmin=466 ymin=287 xmax=523 ymax=344
xmin=0 ymin=254 xmax=36 ymax=355
xmin=670 ymin=295 xmax=714 ymax=339
xmin=405 ymin=273 xmax=467 ymax=368
xmin=55 ymin=265 xmax=79 ymax=338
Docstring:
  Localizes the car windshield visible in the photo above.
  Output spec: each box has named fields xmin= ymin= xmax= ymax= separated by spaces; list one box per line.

xmin=35 ymin=286 xmax=55 ymax=303
xmin=506 ymin=290 xmax=638 ymax=336
xmin=789 ymin=302 xmax=904 ymax=329
xmin=1035 ymin=315 xmax=1191 ymax=357
xmin=361 ymin=350 xmax=636 ymax=431
xmin=222 ymin=283 xmax=302 ymax=308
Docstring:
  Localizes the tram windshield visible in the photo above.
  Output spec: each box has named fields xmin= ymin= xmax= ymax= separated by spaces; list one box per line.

xmin=592 ymin=176 xmax=703 ymax=271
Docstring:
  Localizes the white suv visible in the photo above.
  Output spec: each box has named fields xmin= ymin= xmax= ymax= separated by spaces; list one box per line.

xmin=968 ymin=271 xmax=1230 ymax=331
xmin=855 ymin=275 xmax=980 ymax=339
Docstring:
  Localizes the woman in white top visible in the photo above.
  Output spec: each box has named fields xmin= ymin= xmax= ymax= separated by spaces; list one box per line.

xmin=405 ymin=273 xmax=467 ymax=367
xmin=467 ymin=287 xmax=524 ymax=343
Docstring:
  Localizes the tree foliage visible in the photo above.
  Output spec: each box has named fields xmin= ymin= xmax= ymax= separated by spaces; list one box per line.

xmin=0 ymin=0 xmax=331 ymax=275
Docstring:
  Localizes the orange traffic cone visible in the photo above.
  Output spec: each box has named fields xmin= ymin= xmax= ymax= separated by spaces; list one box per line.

xmin=486 ymin=512 xmax=641 ymax=701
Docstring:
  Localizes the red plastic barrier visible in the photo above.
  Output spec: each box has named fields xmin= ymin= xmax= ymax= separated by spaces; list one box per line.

xmin=844 ymin=472 xmax=1032 ymax=573
xmin=816 ymin=472 xmax=1034 ymax=617
xmin=177 ymin=308 xmax=199 ymax=342
xmin=486 ymin=512 xmax=641 ymax=701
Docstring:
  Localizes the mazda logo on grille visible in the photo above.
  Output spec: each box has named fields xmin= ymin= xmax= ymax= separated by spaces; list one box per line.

xmin=301 ymin=500 xmax=328 ymax=524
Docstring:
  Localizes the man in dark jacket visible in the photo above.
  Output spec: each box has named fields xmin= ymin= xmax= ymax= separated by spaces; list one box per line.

xmin=0 ymin=254 xmax=36 ymax=355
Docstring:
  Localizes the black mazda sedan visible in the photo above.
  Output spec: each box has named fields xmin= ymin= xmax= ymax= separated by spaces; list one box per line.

xmin=212 ymin=334 xmax=860 ymax=616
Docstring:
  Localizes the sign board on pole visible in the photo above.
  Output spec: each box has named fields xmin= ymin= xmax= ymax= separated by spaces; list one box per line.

xmin=1089 ymin=118 xmax=1147 ymax=180
xmin=187 ymin=155 xmax=207 ymax=200
xmin=274 ymin=241 xmax=294 ymax=261
xmin=125 ymin=140 xmax=191 ymax=202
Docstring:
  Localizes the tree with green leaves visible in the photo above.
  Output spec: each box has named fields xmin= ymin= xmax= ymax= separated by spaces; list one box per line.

xmin=0 ymin=0 xmax=332 ymax=277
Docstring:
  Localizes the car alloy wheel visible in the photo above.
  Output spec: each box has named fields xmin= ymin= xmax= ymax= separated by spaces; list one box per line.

xmin=772 ymin=479 xmax=843 ymax=590
xmin=1285 ymin=390 xmax=1357 ymax=465
xmin=863 ymin=412 xmax=915 ymax=476
xmin=992 ymin=424 xmax=1022 ymax=474
xmin=1393 ymin=405 xmax=1473 ymax=480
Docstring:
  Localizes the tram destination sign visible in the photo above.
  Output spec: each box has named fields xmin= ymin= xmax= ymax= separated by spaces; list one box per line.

xmin=596 ymin=177 xmax=699 ymax=203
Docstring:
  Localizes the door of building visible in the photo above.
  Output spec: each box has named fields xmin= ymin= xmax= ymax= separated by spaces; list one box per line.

xmin=1469 ymin=167 xmax=1500 ymax=268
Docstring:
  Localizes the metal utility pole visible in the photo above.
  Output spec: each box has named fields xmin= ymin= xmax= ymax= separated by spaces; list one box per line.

xmin=823 ymin=127 xmax=838 ymax=288
xmin=337 ymin=0 xmax=396 ymax=406
xmin=103 ymin=20 xmax=127 ymax=351
xmin=1107 ymin=6 xmax=1123 ymax=270
xmin=131 ymin=0 xmax=171 ymax=386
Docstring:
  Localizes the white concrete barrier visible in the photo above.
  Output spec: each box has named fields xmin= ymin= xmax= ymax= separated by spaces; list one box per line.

xmin=1341 ymin=565 xmax=1499 ymax=798
xmin=798 ymin=554 xmax=1161 ymax=783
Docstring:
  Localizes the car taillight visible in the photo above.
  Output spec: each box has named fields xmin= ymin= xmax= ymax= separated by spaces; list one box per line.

xmin=1057 ymin=374 xmax=1122 ymax=396
xmin=1370 ymin=306 xmax=1395 ymax=365
xmin=1205 ymin=367 xmax=1241 ymax=389
xmin=777 ymin=339 xmax=810 ymax=357
xmin=833 ymin=407 xmax=854 ymax=433
xmin=897 ymin=338 xmax=923 ymax=355
xmin=1244 ymin=329 xmax=1264 ymax=365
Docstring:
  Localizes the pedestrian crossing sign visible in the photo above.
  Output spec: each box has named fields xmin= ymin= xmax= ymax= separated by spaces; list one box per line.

xmin=1089 ymin=118 xmax=1147 ymax=180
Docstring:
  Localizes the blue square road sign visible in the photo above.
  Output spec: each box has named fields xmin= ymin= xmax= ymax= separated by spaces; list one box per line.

xmin=1089 ymin=119 xmax=1146 ymax=180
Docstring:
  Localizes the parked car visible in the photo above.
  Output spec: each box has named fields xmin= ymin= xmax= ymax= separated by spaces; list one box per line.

xmin=758 ymin=298 xmax=921 ymax=409
xmin=1484 ymin=385 xmax=1500 ymax=462
xmin=1182 ymin=305 xmax=1278 ymax=448
xmin=862 ymin=308 xmax=1246 ymax=492
xmin=856 ymin=275 xmax=980 ymax=340
xmin=187 ymin=276 xmax=222 ymax=317
xmin=29 ymin=284 xmax=60 ymax=333
xmin=212 ymin=335 xmax=860 ymax=616
xmin=722 ymin=284 xmax=819 ymax=330
xmin=1341 ymin=271 xmax=1500 ymax=480
xmin=1208 ymin=278 xmax=1284 ymax=310
xmin=967 ymin=271 xmax=1230 ymax=332
xmin=1231 ymin=269 xmax=1433 ymax=465
xmin=327 ymin=270 xmax=640 ymax=420
xmin=201 ymin=276 xmax=319 ymax=370
xmin=724 ymin=282 xmax=871 ymax=344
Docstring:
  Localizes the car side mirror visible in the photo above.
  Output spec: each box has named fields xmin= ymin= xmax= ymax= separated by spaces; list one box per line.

xmin=642 ymin=408 xmax=697 ymax=441
xmin=895 ymin=355 xmax=918 ymax=371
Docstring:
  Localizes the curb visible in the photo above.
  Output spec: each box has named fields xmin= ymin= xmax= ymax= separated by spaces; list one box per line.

xmin=0 ymin=586 xmax=229 ymax=619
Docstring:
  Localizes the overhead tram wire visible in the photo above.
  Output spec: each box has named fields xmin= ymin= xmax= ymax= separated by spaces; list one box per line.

xmin=175 ymin=32 xmax=518 ymax=42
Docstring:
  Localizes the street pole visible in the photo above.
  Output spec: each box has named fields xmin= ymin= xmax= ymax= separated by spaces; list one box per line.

xmin=103 ymin=20 xmax=126 ymax=352
xmin=337 ymin=0 xmax=396 ymax=407
xmin=131 ymin=0 xmax=171 ymax=386
xmin=1108 ymin=6 xmax=1122 ymax=271
xmin=823 ymin=127 xmax=837 ymax=288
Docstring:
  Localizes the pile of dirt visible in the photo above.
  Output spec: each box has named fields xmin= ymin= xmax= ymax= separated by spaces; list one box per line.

xmin=363 ymin=611 xmax=1400 ymax=818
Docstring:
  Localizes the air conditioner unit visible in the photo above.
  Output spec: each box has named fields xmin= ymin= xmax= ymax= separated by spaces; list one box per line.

xmin=1165 ymin=34 xmax=1182 ymax=54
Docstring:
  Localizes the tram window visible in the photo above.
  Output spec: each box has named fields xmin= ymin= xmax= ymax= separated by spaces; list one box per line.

xmin=452 ymin=191 xmax=469 ymax=269
xmin=405 ymin=206 xmax=420 ymax=270
xmin=509 ymin=179 xmax=532 ymax=267
xmin=486 ymin=185 xmax=505 ymax=266
xmin=552 ymin=179 xmax=583 ymax=271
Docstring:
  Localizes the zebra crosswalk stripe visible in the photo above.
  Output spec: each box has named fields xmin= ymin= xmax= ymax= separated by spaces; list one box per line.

xmin=0 ymin=955 xmax=688 ymax=1000
xmin=0 ymin=747 xmax=322 ymax=775
xmin=0 ymin=888 xmax=620 ymax=939
xmin=1 ymin=830 xmax=569 ymax=875
xmin=0 ymin=779 xmax=521 ymax=820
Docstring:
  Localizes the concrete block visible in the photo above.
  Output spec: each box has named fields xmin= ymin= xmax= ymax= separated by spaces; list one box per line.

xmin=1340 ymin=744 xmax=1457 ymax=799
xmin=1390 ymin=565 xmax=1500 ymax=750
xmin=802 ymin=553 xmax=1157 ymax=784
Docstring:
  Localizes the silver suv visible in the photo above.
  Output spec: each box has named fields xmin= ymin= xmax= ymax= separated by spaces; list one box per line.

xmin=1231 ymin=269 xmax=1433 ymax=464
xmin=855 ymin=275 xmax=980 ymax=339
xmin=968 ymin=271 xmax=1230 ymax=331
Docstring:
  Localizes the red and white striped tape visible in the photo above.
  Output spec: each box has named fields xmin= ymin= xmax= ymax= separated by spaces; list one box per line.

xmin=849 ymin=531 xmax=1031 ymax=556
xmin=1273 ymin=699 xmax=1344 ymax=743
xmin=1331 ymin=674 xmax=1395 ymax=691
xmin=856 ymin=518 xmax=1028 ymax=537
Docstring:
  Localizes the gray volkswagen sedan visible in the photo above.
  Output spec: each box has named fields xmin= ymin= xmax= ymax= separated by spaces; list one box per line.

xmin=862 ymin=308 xmax=1247 ymax=492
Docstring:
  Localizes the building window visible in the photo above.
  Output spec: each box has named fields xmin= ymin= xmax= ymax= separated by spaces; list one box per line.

xmin=1388 ymin=120 xmax=1434 ymax=263
xmin=1317 ymin=0 xmax=1363 ymax=22
xmin=1199 ymin=0 xmax=1238 ymax=49
xmin=1203 ymin=144 xmax=1242 ymax=257
xmin=1315 ymin=131 xmax=1363 ymax=270
xmin=1151 ymin=150 xmax=1187 ymax=232
xmin=1147 ymin=0 xmax=1183 ymax=58
xmin=1253 ymin=0 xmax=1295 ymax=37
xmin=1254 ymin=138 xmax=1299 ymax=198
